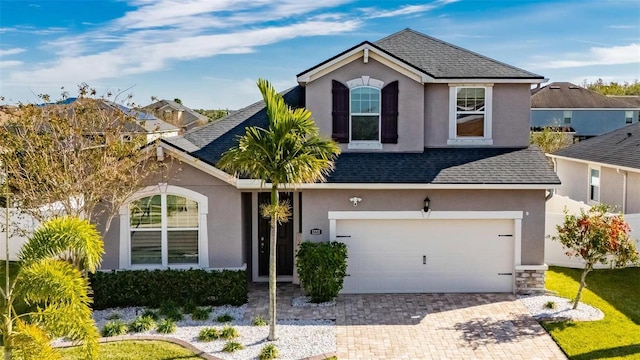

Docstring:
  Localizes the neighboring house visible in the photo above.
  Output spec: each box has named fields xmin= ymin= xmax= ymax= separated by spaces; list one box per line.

xmin=531 ymin=82 xmax=639 ymax=140
xmin=101 ymin=29 xmax=560 ymax=295
xmin=548 ymin=122 xmax=640 ymax=214
xmin=143 ymin=100 xmax=209 ymax=132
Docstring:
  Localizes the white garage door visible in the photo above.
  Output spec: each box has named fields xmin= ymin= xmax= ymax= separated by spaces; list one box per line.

xmin=337 ymin=219 xmax=514 ymax=293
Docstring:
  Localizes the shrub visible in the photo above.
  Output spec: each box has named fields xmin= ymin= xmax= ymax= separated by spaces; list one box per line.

xmin=89 ymin=269 xmax=248 ymax=309
xmin=141 ymin=309 xmax=159 ymax=320
xmin=191 ymin=307 xmax=211 ymax=321
xmin=182 ymin=300 xmax=197 ymax=314
xmin=106 ymin=312 xmax=121 ymax=320
xmin=222 ymin=341 xmax=244 ymax=353
xmin=296 ymin=241 xmax=348 ymax=302
xmin=156 ymin=319 xmax=176 ymax=334
xmin=252 ymin=315 xmax=267 ymax=326
xmin=198 ymin=327 xmax=220 ymax=342
xmin=220 ymin=325 xmax=239 ymax=340
xmin=159 ymin=302 xmax=183 ymax=322
xmin=128 ymin=315 xmax=156 ymax=333
xmin=102 ymin=320 xmax=128 ymax=337
xmin=544 ymin=301 xmax=556 ymax=309
xmin=259 ymin=343 xmax=278 ymax=360
xmin=216 ymin=313 xmax=234 ymax=323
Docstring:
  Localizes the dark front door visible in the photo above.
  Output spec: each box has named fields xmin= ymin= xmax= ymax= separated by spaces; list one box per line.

xmin=258 ymin=192 xmax=294 ymax=277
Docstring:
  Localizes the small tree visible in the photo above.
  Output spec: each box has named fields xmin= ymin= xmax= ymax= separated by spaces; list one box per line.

xmin=218 ymin=79 xmax=340 ymax=341
xmin=0 ymin=84 xmax=158 ymax=232
xmin=553 ymin=204 xmax=639 ymax=309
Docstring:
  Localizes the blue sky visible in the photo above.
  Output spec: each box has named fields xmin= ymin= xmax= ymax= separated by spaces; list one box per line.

xmin=1 ymin=0 xmax=639 ymax=110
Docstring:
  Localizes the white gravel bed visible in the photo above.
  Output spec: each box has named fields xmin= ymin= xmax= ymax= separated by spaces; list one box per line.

xmin=518 ymin=295 xmax=604 ymax=321
xmin=91 ymin=306 xmax=336 ymax=360
xmin=291 ymin=296 xmax=336 ymax=307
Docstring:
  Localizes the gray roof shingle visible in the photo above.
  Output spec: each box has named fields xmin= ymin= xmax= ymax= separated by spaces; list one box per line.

xmin=328 ymin=147 xmax=559 ymax=184
xmin=531 ymin=82 xmax=638 ymax=109
xmin=552 ymin=122 xmax=640 ymax=170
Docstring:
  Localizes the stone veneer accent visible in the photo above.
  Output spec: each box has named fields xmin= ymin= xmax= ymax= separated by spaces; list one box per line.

xmin=515 ymin=265 xmax=548 ymax=295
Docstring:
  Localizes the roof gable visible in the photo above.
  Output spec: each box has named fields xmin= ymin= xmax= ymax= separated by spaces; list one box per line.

xmin=297 ymin=28 xmax=545 ymax=84
xmin=551 ymin=122 xmax=640 ymax=170
xmin=531 ymin=82 xmax=638 ymax=109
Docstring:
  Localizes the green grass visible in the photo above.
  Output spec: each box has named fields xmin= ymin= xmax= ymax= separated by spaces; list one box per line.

xmin=543 ymin=266 xmax=640 ymax=360
xmin=58 ymin=340 xmax=204 ymax=359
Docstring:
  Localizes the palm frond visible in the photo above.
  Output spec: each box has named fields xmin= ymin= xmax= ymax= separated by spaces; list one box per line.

xmin=18 ymin=216 xmax=104 ymax=273
xmin=10 ymin=321 xmax=62 ymax=360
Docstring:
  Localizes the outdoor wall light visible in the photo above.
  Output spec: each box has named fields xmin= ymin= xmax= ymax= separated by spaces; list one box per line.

xmin=423 ymin=197 xmax=430 ymax=212
xmin=349 ymin=196 xmax=362 ymax=207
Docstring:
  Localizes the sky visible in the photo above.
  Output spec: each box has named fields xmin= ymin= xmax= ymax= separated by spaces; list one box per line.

xmin=0 ymin=0 xmax=639 ymax=110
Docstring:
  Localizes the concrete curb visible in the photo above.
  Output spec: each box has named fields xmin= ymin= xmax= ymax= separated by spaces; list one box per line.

xmin=52 ymin=335 xmax=338 ymax=360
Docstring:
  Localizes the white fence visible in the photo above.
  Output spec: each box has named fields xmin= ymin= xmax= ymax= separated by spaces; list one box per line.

xmin=545 ymin=195 xmax=640 ymax=268
xmin=0 ymin=209 xmax=39 ymax=261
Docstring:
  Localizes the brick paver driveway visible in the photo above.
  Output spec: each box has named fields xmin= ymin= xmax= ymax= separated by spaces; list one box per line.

xmin=246 ymin=285 xmax=566 ymax=360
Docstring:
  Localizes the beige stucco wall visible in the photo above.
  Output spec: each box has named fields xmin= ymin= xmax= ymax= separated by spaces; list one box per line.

xmin=305 ymin=57 xmax=425 ymax=152
xmin=301 ymin=189 xmax=547 ymax=265
xmin=554 ymin=157 xmax=640 ymax=214
xmin=492 ymin=84 xmax=531 ymax=147
xmin=423 ymin=83 xmax=449 ymax=147
xmin=100 ymin=157 xmax=244 ymax=269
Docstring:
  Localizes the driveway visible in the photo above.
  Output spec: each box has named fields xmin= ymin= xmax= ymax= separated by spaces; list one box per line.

xmin=246 ymin=285 xmax=566 ymax=359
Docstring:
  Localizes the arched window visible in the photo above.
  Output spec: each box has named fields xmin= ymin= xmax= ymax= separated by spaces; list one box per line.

xmin=120 ymin=185 xmax=208 ymax=268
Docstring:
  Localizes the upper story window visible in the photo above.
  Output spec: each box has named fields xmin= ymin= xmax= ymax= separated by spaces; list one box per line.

xmin=625 ymin=111 xmax=634 ymax=124
xmin=589 ymin=167 xmax=600 ymax=203
xmin=448 ymin=85 xmax=493 ymax=145
xmin=332 ymin=77 xmax=398 ymax=149
xmin=563 ymin=111 xmax=572 ymax=125
xmin=120 ymin=185 xmax=209 ymax=269
xmin=350 ymin=86 xmax=381 ymax=143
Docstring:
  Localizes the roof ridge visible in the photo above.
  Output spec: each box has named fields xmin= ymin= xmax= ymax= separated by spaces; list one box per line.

xmin=377 ymin=28 xmax=542 ymax=78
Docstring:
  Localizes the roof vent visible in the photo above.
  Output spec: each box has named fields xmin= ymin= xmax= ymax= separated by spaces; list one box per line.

xmin=569 ymin=86 xmax=580 ymax=89
xmin=550 ymin=86 xmax=560 ymax=89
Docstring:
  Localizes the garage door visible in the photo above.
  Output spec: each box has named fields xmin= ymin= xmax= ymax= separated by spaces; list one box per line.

xmin=337 ymin=219 xmax=514 ymax=293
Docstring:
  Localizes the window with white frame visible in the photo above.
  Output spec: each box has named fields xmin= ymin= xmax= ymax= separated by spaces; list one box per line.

xmin=625 ymin=111 xmax=634 ymax=124
xmin=448 ymin=85 xmax=493 ymax=145
xmin=128 ymin=193 xmax=200 ymax=266
xmin=350 ymin=87 xmax=381 ymax=142
xmin=563 ymin=110 xmax=572 ymax=125
xmin=589 ymin=167 xmax=600 ymax=203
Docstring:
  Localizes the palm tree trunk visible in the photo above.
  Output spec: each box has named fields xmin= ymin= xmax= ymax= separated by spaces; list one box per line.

xmin=3 ymin=315 xmax=11 ymax=360
xmin=573 ymin=265 xmax=592 ymax=309
xmin=267 ymin=187 xmax=278 ymax=341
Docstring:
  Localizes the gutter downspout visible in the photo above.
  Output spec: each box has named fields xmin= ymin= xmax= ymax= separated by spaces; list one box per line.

xmin=545 ymin=157 xmax=558 ymax=201
xmin=617 ymin=168 xmax=627 ymax=213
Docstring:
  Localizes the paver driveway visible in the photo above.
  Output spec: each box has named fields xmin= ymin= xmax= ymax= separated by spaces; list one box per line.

xmin=246 ymin=285 xmax=566 ymax=360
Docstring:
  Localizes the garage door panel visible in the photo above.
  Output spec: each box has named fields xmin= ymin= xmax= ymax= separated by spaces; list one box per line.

xmin=337 ymin=219 xmax=514 ymax=293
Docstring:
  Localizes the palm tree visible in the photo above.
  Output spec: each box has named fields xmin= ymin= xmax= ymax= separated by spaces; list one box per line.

xmin=1 ymin=216 xmax=103 ymax=360
xmin=218 ymin=79 xmax=340 ymax=341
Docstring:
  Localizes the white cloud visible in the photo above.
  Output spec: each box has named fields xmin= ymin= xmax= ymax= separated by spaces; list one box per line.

xmin=0 ymin=48 xmax=25 ymax=56
xmin=0 ymin=60 xmax=22 ymax=67
xmin=608 ymin=25 xmax=638 ymax=29
xmin=541 ymin=43 xmax=640 ymax=69
xmin=366 ymin=4 xmax=435 ymax=19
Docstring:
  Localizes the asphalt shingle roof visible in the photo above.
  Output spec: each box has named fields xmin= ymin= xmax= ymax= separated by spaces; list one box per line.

xmin=552 ymin=122 xmax=640 ymax=170
xmin=328 ymin=147 xmax=559 ymax=184
xmin=531 ymin=82 xmax=638 ymax=109
xmin=373 ymin=29 xmax=544 ymax=79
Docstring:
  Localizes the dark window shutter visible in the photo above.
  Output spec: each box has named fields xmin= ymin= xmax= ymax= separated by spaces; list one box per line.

xmin=332 ymin=80 xmax=349 ymax=143
xmin=381 ymin=81 xmax=399 ymax=144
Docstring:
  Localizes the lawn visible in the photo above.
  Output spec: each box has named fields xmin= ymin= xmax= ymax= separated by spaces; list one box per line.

xmin=58 ymin=340 xmax=204 ymax=360
xmin=544 ymin=266 xmax=640 ymax=360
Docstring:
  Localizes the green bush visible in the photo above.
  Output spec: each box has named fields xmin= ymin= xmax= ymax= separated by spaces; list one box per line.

xmin=128 ymin=315 xmax=155 ymax=333
xmin=191 ymin=307 xmax=211 ymax=321
xmin=156 ymin=319 xmax=176 ymax=334
xmin=252 ymin=315 xmax=267 ymax=326
xmin=296 ymin=241 xmax=348 ymax=303
xmin=89 ymin=269 xmax=248 ymax=309
xmin=101 ymin=320 xmax=128 ymax=337
xmin=222 ymin=341 xmax=244 ymax=353
xmin=198 ymin=327 xmax=220 ymax=342
xmin=216 ymin=313 xmax=234 ymax=323
xmin=220 ymin=325 xmax=239 ymax=340
xmin=259 ymin=344 xmax=278 ymax=360
xmin=141 ymin=309 xmax=159 ymax=320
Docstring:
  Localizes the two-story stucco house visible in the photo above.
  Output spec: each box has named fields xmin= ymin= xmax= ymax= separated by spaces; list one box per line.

xmin=101 ymin=29 xmax=560 ymax=295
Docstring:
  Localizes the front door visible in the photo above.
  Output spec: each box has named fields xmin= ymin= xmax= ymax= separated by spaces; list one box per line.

xmin=258 ymin=192 xmax=294 ymax=277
